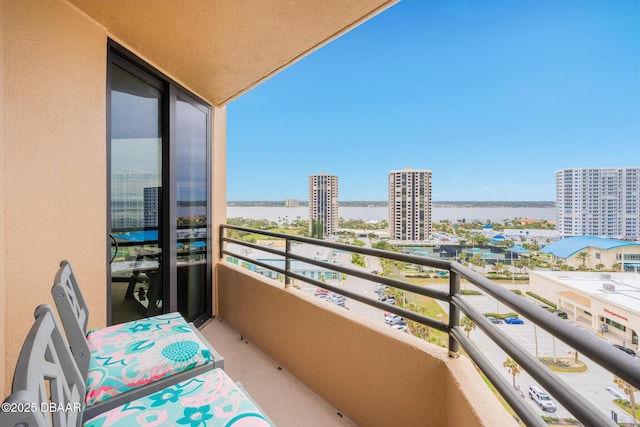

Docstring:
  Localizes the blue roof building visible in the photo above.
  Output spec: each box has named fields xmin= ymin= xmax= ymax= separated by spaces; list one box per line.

xmin=541 ymin=236 xmax=640 ymax=271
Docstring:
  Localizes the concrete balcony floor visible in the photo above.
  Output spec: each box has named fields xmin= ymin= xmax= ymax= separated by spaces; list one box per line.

xmin=200 ymin=318 xmax=359 ymax=427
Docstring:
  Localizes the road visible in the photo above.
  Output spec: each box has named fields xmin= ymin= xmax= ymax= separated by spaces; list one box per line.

xmin=298 ymin=252 xmax=636 ymax=425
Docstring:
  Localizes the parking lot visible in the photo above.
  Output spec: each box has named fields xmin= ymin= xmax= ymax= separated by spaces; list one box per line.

xmin=299 ymin=266 xmax=636 ymax=424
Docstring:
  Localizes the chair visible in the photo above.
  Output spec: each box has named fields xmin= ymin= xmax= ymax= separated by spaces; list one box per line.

xmin=0 ymin=305 xmax=273 ymax=427
xmin=51 ymin=260 xmax=224 ymax=420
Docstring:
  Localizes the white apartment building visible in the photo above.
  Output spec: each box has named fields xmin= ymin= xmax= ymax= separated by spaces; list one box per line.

xmin=556 ymin=168 xmax=640 ymax=240
xmin=111 ymin=169 xmax=159 ymax=229
xmin=308 ymin=173 xmax=339 ymax=237
xmin=388 ymin=168 xmax=432 ymax=241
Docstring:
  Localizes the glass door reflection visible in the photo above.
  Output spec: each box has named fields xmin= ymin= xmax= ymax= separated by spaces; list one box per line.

xmin=109 ymin=61 xmax=164 ymax=323
xmin=175 ymin=95 xmax=210 ymax=324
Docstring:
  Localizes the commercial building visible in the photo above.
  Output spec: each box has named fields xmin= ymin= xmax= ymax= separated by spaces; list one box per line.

xmin=308 ymin=172 xmax=339 ymax=237
xmin=556 ymin=167 xmax=640 ymax=240
xmin=530 ymin=271 xmax=640 ymax=348
xmin=388 ymin=168 xmax=432 ymax=241
xmin=541 ymin=236 xmax=640 ymax=271
xmin=225 ymin=242 xmax=342 ymax=282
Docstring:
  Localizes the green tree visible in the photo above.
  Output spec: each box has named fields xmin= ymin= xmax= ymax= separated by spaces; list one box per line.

xmin=475 ymin=234 xmax=490 ymax=246
xmin=460 ymin=316 xmax=476 ymax=338
xmin=503 ymin=357 xmax=521 ymax=389
xmin=614 ymin=376 xmax=638 ymax=427
xmin=576 ymin=251 xmax=589 ymax=267
xmin=311 ymin=219 xmax=324 ymax=239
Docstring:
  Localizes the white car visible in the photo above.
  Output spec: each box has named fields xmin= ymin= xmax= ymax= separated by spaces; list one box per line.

xmin=391 ymin=324 xmax=409 ymax=333
xmin=528 ymin=385 xmax=556 ymax=412
xmin=384 ymin=313 xmax=401 ymax=324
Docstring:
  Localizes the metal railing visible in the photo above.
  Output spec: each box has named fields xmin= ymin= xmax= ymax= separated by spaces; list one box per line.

xmin=221 ymin=224 xmax=640 ymax=427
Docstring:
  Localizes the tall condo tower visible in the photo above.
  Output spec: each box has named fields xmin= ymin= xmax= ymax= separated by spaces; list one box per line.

xmin=388 ymin=168 xmax=432 ymax=241
xmin=556 ymin=167 xmax=640 ymax=239
xmin=309 ymin=172 xmax=339 ymax=238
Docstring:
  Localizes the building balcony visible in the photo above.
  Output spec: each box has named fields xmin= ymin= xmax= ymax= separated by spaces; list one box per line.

xmin=211 ymin=225 xmax=640 ymax=427
xmin=204 ymin=260 xmax=514 ymax=427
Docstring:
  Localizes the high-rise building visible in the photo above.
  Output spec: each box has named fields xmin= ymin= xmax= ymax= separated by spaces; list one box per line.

xmin=308 ymin=173 xmax=338 ymax=238
xmin=388 ymin=168 xmax=432 ymax=241
xmin=556 ymin=167 xmax=640 ymax=239
xmin=111 ymin=169 xmax=159 ymax=229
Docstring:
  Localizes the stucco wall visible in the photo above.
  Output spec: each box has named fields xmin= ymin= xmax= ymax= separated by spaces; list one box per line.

xmin=217 ymin=262 xmax=516 ymax=427
xmin=3 ymin=0 xmax=107 ymax=394
xmin=2 ymin=0 xmax=228 ymax=395
xmin=1 ymin=0 xmax=7 ymax=397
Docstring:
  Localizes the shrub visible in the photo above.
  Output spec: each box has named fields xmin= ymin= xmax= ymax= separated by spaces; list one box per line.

xmin=461 ymin=289 xmax=483 ymax=295
xmin=510 ymin=289 xmax=522 ymax=295
xmin=484 ymin=312 xmax=519 ymax=319
xmin=526 ymin=291 xmax=557 ymax=309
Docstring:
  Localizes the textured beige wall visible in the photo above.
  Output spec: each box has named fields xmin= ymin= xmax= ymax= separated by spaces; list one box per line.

xmin=217 ymin=262 xmax=516 ymax=427
xmin=211 ymin=105 xmax=227 ymax=315
xmin=0 ymin=0 xmax=6 ymax=397
xmin=3 ymin=0 xmax=106 ymax=393
xmin=2 ymin=0 xmax=230 ymax=395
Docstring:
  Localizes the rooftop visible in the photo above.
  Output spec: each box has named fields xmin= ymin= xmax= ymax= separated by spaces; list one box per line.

xmin=540 ymin=236 xmax=640 ymax=259
xmin=532 ymin=270 xmax=640 ymax=314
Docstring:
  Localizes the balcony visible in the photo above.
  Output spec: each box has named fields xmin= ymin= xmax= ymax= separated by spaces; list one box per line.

xmin=209 ymin=225 xmax=640 ymax=427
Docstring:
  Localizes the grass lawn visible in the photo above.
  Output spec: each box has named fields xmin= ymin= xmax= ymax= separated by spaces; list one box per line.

xmin=538 ymin=357 xmax=588 ymax=373
xmin=613 ymin=398 xmax=640 ymax=420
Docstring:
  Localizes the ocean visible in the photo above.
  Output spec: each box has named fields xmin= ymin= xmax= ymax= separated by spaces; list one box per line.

xmin=225 ymin=206 xmax=556 ymax=223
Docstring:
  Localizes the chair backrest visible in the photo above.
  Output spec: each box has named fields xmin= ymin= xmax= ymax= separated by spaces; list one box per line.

xmin=0 ymin=305 xmax=85 ymax=427
xmin=51 ymin=260 xmax=91 ymax=380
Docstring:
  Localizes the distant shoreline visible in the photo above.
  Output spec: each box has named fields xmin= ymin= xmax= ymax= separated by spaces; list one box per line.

xmin=227 ymin=201 xmax=555 ymax=208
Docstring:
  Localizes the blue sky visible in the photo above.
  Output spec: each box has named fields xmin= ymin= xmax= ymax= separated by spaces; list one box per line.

xmin=227 ymin=0 xmax=639 ymax=201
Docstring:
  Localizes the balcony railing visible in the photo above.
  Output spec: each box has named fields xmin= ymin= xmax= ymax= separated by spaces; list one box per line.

xmin=221 ymin=224 xmax=640 ymax=427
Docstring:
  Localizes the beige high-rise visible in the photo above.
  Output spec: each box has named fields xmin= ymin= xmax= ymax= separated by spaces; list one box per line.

xmin=308 ymin=173 xmax=339 ymax=237
xmin=389 ymin=168 xmax=432 ymax=241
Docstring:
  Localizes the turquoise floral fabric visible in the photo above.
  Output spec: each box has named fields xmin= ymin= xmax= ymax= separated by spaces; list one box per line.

xmin=84 ymin=369 xmax=272 ymax=427
xmin=85 ymin=312 xmax=212 ymax=406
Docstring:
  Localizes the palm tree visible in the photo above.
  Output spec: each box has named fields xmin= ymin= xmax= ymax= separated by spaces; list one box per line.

xmin=460 ymin=316 xmax=476 ymax=338
xmin=503 ymin=357 xmax=521 ymax=389
xmin=614 ymin=376 xmax=638 ymax=426
xmin=576 ymin=251 xmax=589 ymax=267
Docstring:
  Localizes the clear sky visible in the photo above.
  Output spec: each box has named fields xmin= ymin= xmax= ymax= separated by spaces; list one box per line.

xmin=227 ymin=0 xmax=639 ymax=202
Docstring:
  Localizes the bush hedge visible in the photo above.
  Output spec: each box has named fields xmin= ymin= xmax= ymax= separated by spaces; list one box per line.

xmin=526 ymin=291 xmax=557 ymax=309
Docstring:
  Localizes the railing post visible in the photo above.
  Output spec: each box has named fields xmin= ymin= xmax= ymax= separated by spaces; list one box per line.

xmin=219 ymin=226 xmax=224 ymax=259
xmin=284 ymin=238 xmax=291 ymax=288
xmin=448 ymin=270 xmax=460 ymax=358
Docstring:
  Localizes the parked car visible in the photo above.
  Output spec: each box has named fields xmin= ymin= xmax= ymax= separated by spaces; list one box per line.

xmin=504 ymin=317 xmax=524 ymax=325
xmin=613 ymin=344 xmax=637 ymax=357
xmin=486 ymin=316 xmax=503 ymax=324
xmin=391 ymin=324 xmax=409 ymax=333
xmin=374 ymin=284 xmax=387 ymax=294
xmin=314 ymin=288 xmax=329 ymax=297
xmin=528 ymin=385 xmax=557 ymax=412
xmin=606 ymin=387 xmax=625 ymax=399
xmin=383 ymin=312 xmax=396 ymax=320
xmin=553 ymin=311 xmax=568 ymax=319
xmin=388 ymin=317 xmax=407 ymax=327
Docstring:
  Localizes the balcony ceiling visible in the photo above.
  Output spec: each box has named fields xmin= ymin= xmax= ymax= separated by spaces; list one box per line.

xmin=69 ymin=0 xmax=398 ymax=106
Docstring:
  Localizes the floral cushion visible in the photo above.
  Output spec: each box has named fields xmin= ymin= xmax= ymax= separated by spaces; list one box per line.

xmin=84 ymin=369 xmax=273 ymax=427
xmin=85 ymin=312 xmax=212 ymax=406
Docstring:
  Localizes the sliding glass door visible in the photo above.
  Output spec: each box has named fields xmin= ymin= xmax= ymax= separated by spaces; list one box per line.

xmin=108 ymin=43 xmax=211 ymax=326
xmin=174 ymin=93 xmax=211 ymax=323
